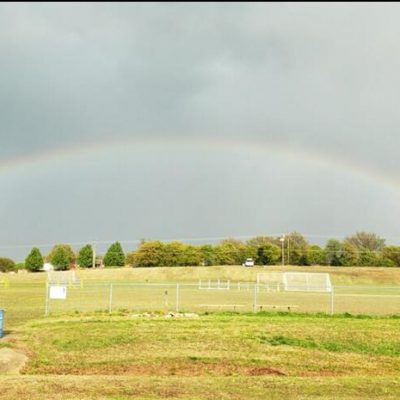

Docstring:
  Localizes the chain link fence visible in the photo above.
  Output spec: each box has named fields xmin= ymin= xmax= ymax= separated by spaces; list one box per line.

xmin=45 ymin=282 xmax=400 ymax=317
xmin=1 ymin=282 xmax=400 ymax=328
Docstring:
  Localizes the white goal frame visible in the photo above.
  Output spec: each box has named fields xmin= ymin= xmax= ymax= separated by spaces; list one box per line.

xmin=256 ymin=272 xmax=332 ymax=293
xmin=282 ymin=272 xmax=332 ymax=293
xmin=256 ymin=272 xmax=283 ymax=292
xmin=47 ymin=270 xmax=80 ymax=286
xmin=198 ymin=280 xmax=230 ymax=290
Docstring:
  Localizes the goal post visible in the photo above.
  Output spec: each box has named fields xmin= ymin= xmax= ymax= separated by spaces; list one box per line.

xmin=198 ymin=280 xmax=230 ymax=290
xmin=47 ymin=270 xmax=81 ymax=287
xmin=282 ymin=272 xmax=332 ymax=292
xmin=256 ymin=271 xmax=334 ymax=314
xmin=256 ymin=272 xmax=332 ymax=293
xmin=256 ymin=272 xmax=284 ymax=292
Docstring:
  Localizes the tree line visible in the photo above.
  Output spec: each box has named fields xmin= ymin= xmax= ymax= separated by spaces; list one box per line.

xmin=1 ymin=231 xmax=400 ymax=273
xmin=125 ymin=232 xmax=400 ymax=268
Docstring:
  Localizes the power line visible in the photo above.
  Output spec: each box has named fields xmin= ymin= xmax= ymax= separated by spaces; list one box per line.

xmin=1 ymin=233 xmax=400 ymax=251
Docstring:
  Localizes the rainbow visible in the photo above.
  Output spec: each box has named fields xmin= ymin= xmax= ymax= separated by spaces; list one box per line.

xmin=0 ymin=135 xmax=399 ymax=194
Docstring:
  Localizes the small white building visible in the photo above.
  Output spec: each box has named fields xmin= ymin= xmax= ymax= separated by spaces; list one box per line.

xmin=43 ymin=262 xmax=54 ymax=272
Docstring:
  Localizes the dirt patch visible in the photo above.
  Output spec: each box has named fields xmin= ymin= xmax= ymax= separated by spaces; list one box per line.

xmin=0 ymin=348 xmax=28 ymax=374
xmin=300 ymin=370 xmax=341 ymax=377
xmin=248 ymin=367 xmax=286 ymax=376
xmin=27 ymin=360 xmax=288 ymax=377
xmin=130 ymin=312 xmax=199 ymax=319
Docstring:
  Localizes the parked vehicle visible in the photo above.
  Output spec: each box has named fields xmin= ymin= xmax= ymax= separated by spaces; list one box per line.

xmin=243 ymin=258 xmax=255 ymax=267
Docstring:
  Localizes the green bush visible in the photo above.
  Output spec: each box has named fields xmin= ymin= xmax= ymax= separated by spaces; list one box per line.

xmin=0 ymin=257 xmax=15 ymax=272
xmin=14 ymin=262 xmax=26 ymax=271
xmin=25 ymin=248 xmax=44 ymax=272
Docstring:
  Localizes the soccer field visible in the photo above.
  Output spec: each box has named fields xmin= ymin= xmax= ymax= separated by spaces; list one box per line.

xmin=1 ymin=265 xmax=400 ymax=328
xmin=1 ymin=266 xmax=400 ymax=399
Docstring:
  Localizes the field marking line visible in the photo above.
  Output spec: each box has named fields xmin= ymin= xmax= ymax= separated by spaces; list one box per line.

xmin=199 ymin=304 xmax=246 ymax=307
xmin=335 ymin=294 xmax=400 ymax=298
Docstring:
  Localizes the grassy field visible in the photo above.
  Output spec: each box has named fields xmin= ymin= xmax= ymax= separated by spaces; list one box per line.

xmin=0 ymin=312 xmax=399 ymax=399
xmin=1 ymin=265 xmax=400 ymax=328
xmin=6 ymin=264 xmax=400 ymax=285
xmin=0 ymin=266 xmax=399 ymax=398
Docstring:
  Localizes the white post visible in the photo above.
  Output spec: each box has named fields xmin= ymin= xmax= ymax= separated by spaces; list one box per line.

xmin=253 ymin=284 xmax=257 ymax=313
xmin=330 ymin=286 xmax=334 ymax=315
xmin=208 ymin=280 xmax=211 ymax=289
xmin=109 ymin=284 xmax=113 ymax=314
xmin=176 ymin=284 xmax=180 ymax=313
xmin=45 ymin=282 xmax=49 ymax=316
xmin=227 ymin=280 xmax=230 ymax=290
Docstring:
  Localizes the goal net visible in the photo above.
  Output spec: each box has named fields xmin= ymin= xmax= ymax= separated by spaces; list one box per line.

xmin=47 ymin=270 xmax=79 ymax=286
xmin=256 ymin=272 xmax=284 ymax=292
xmin=198 ymin=280 xmax=230 ymax=290
xmin=282 ymin=272 xmax=332 ymax=292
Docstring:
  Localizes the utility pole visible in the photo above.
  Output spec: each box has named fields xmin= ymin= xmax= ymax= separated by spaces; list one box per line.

xmin=280 ymin=235 xmax=285 ymax=266
xmin=92 ymin=241 xmax=96 ymax=268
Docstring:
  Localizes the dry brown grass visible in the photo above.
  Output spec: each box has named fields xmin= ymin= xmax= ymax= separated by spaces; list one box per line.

xmin=1 ymin=375 xmax=400 ymax=399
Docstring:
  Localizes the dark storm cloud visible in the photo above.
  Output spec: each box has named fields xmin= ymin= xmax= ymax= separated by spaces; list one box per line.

xmin=1 ymin=3 xmax=400 ymax=259
xmin=1 ymin=3 xmax=400 ymax=174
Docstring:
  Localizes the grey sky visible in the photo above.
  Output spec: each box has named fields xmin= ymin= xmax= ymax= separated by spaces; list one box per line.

xmin=1 ymin=3 xmax=400 ymax=260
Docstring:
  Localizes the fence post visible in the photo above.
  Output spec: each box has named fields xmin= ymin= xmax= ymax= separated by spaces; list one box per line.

xmin=330 ymin=286 xmax=334 ymax=315
xmin=176 ymin=284 xmax=180 ymax=313
xmin=164 ymin=290 xmax=169 ymax=314
xmin=109 ymin=284 xmax=113 ymax=314
xmin=253 ymin=284 xmax=257 ymax=313
xmin=45 ymin=282 xmax=49 ymax=316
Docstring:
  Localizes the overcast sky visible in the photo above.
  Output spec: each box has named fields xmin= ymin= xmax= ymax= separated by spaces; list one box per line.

xmin=1 ymin=3 xmax=400 ymax=260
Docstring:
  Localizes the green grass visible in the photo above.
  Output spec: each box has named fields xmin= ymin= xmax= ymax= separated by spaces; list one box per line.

xmin=1 ymin=312 xmax=398 ymax=399
xmin=1 ymin=264 xmax=400 ymax=398
xmin=1 ymin=265 xmax=400 ymax=329
xmin=258 ymin=333 xmax=400 ymax=356
xmin=21 ymin=313 xmax=400 ymax=376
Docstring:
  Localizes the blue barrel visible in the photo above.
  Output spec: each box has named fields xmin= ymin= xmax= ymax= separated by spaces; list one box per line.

xmin=0 ymin=310 xmax=4 ymax=338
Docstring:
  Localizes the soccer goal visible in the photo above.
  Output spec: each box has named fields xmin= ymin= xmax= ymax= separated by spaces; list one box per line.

xmin=47 ymin=270 xmax=81 ymax=287
xmin=256 ymin=272 xmax=284 ymax=292
xmin=282 ymin=272 xmax=332 ymax=292
xmin=198 ymin=280 xmax=230 ymax=290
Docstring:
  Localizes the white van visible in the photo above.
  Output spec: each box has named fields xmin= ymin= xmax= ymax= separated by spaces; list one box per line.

xmin=243 ymin=258 xmax=255 ymax=267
